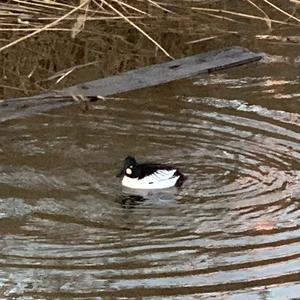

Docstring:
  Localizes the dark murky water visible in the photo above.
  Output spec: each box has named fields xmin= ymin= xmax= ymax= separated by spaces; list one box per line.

xmin=0 ymin=52 xmax=300 ymax=298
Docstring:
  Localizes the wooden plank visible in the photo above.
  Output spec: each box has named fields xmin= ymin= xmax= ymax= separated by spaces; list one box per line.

xmin=0 ymin=47 xmax=262 ymax=123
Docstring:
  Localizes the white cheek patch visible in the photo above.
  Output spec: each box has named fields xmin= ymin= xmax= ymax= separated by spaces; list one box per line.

xmin=126 ymin=168 xmax=132 ymax=175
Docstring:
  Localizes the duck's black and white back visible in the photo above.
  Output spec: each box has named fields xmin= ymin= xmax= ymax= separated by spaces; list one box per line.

xmin=117 ymin=156 xmax=186 ymax=189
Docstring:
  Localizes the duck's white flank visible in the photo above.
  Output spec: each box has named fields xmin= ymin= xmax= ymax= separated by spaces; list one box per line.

xmin=122 ymin=169 xmax=180 ymax=189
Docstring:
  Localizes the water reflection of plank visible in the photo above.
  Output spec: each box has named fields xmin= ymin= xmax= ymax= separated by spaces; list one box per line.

xmin=0 ymin=46 xmax=262 ymax=123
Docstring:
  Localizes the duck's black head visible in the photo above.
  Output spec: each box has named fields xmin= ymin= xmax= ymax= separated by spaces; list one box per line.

xmin=116 ymin=156 xmax=139 ymax=178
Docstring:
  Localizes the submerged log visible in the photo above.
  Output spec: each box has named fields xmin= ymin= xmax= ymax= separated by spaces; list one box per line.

xmin=0 ymin=46 xmax=262 ymax=123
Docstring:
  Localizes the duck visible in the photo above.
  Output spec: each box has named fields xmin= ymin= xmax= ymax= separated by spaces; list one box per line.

xmin=117 ymin=156 xmax=186 ymax=189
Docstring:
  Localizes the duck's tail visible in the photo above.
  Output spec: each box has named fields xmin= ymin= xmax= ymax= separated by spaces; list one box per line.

xmin=174 ymin=170 xmax=187 ymax=187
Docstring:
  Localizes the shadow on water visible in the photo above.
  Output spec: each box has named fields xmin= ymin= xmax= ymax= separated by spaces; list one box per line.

xmin=119 ymin=187 xmax=179 ymax=209
xmin=0 ymin=1 xmax=300 ymax=299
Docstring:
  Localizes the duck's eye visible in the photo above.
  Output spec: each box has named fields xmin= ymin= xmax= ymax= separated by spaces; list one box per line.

xmin=126 ymin=168 xmax=132 ymax=175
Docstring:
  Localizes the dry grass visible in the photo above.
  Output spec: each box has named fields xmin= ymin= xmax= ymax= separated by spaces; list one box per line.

xmin=2 ymin=0 xmax=299 ymax=53
xmin=0 ymin=0 xmax=169 ymax=54
xmin=1 ymin=0 xmax=300 ymax=99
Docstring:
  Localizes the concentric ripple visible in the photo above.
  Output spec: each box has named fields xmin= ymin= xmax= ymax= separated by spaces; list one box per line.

xmin=0 ymin=62 xmax=299 ymax=298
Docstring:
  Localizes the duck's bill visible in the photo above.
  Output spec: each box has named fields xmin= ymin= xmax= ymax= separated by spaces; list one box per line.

xmin=116 ymin=169 xmax=124 ymax=177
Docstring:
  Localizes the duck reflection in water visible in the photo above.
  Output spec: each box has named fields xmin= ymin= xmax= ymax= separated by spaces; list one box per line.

xmin=119 ymin=187 xmax=179 ymax=209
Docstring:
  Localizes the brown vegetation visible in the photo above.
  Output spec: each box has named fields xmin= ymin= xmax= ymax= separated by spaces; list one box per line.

xmin=0 ymin=0 xmax=299 ymax=99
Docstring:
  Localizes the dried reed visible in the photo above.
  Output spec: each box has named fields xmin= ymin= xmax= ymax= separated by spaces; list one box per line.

xmin=1 ymin=0 xmax=300 ymax=55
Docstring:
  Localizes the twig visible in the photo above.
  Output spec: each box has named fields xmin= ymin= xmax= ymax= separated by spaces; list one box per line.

xmin=196 ymin=11 xmax=244 ymax=23
xmin=262 ymin=0 xmax=300 ymax=23
xmin=110 ymin=0 xmax=151 ymax=16
xmin=244 ymin=0 xmax=271 ymax=29
xmin=12 ymin=0 xmax=66 ymax=12
xmin=147 ymin=0 xmax=176 ymax=15
xmin=186 ymin=36 xmax=218 ymax=44
xmin=46 ymin=60 xmax=102 ymax=83
xmin=192 ymin=7 xmax=299 ymax=26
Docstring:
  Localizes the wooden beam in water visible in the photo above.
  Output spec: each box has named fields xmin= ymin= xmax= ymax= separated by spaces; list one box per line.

xmin=0 ymin=47 xmax=262 ymax=123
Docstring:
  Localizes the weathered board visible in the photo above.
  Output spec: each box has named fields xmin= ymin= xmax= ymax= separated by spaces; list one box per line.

xmin=0 ymin=46 xmax=262 ymax=123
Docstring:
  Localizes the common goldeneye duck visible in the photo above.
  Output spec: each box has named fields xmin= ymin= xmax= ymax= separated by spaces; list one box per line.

xmin=117 ymin=156 xmax=186 ymax=189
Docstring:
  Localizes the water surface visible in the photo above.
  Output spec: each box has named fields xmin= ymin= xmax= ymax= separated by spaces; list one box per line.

xmin=0 ymin=53 xmax=300 ymax=299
